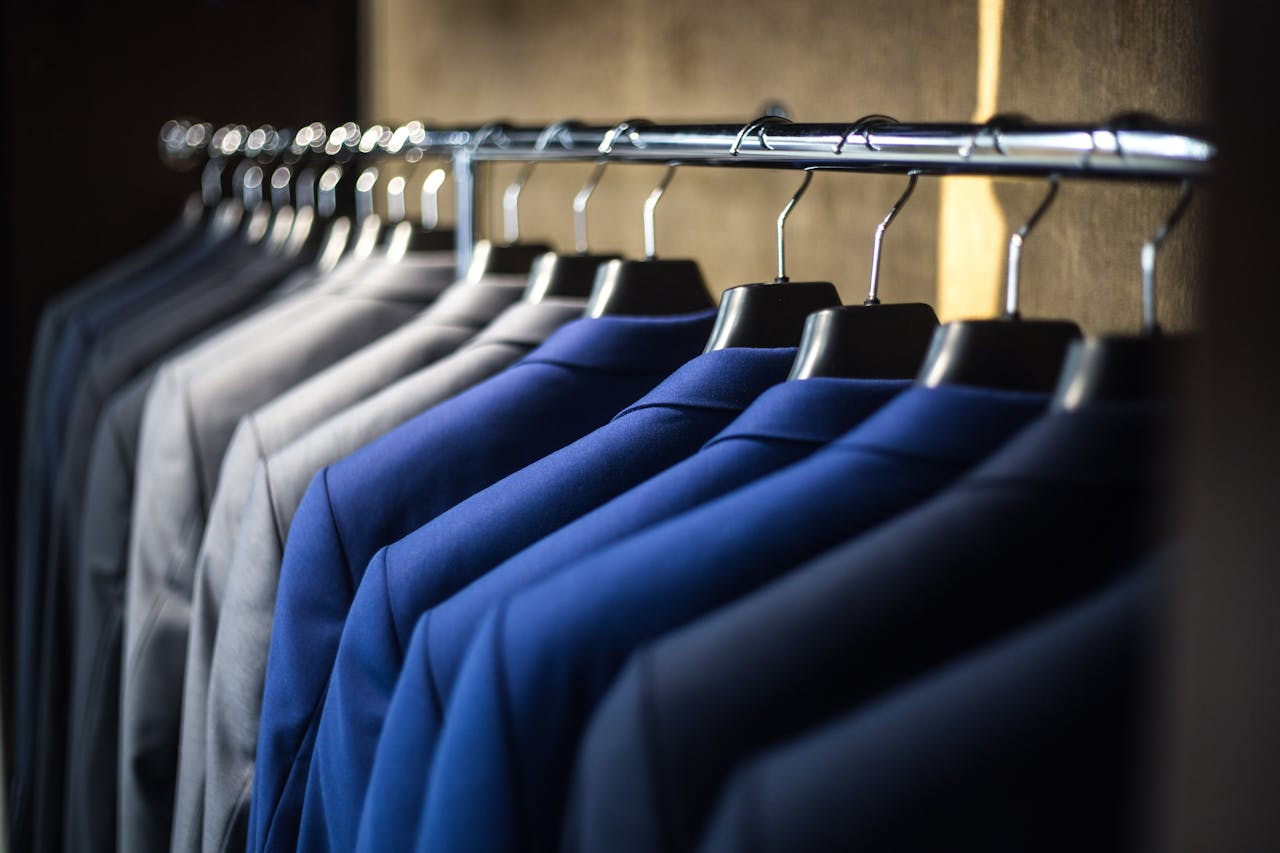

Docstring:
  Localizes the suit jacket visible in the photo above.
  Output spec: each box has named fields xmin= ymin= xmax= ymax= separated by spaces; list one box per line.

xmin=356 ymin=376 xmax=909 ymax=853
xmin=11 ymin=213 xmax=199 ymax=848
xmin=564 ymin=402 xmax=1171 ymax=853
xmin=119 ymin=255 xmax=454 ymax=853
xmin=303 ymin=346 xmax=797 ymax=852
xmin=59 ymin=251 xmax=394 ymax=853
xmin=174 ymin=274 xmax=526 ymax=853
xmin=417 ymin=384 xmax=1048 ymax=853
xmin=697 ymin=567 xmax=1154 ymax=853
xmin=10 ymin=228 xmax=244 ymax=847
xmin=63 ymin=372 xmax=156 ymax=853
xmin=36 ymin=239 xmax=309 ymax=853
xmin=208 ymin=295 xmax=586 ymax=853
xmin=248 ymin=308 xmax=717 ymax=853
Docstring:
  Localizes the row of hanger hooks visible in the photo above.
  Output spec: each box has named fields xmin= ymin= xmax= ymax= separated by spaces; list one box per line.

xmin=161 ymin=113 xmax=1207 ymax=319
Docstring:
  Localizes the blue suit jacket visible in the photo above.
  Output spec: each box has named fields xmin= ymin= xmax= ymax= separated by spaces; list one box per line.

xmin=418 ymin=384 xmax=1048 ymax=853
xmin=249 ymin=309 xmax=716 ymax=853
xmin=697 ymin=565 xmax=1154 ymax=853
xmin=301 ymin=347 xmax=800 ymax=852
xmin=564 ymin=402 xmax=1170 ymax=853
xmin=356 ymin=376 xmax=909 ymax=853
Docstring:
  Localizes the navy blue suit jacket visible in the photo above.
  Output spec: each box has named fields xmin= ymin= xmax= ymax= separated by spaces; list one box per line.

xmin=418 ymin=384 xmax=1048 ymax=853
xmin=301 ymin=347 xmax=799 ymax=852
xmin=564 ymin=402 xmax=1170 ymax=853
xmin=355 ymin=377 xmax=909 ymax=852
xmin=697 ymin=565 xmax=1154 ymax=853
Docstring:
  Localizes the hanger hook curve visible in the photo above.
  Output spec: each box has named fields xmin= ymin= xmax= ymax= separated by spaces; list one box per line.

xmin=1005 ymin=173 xmax=1060 ymax=318
xmin=500 ymin=119 xmax=578 ymax=243
xmin=866 ymin=170 xmax=921 ymax=305
xmin=774 ymin=170 xmax=815 ymax=282
xmin=730 ymin=114 xmax=792 ymax=157
xmin=1141 ymin=180 xmax=1194 ymax=334
xmin=569 ymin=119 xmax=642 ymax=253
xmin=834 ymin=114 xmax=898 ymax=155
xmin=643 ymin=165 xmax=677 ymax=259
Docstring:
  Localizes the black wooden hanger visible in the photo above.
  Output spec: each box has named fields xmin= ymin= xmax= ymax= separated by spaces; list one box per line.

xmin=916 ymin=159 xmax=1080 ymax=391
xmin=788 ymin=122 xmax=940 ymax=379
xmin=1052 ymin=178 xmax=1195 ymax=409
xmin=585 ymin=152 xmax=714 ymax=316
xmin=703 ymin=116 xmax=841 ymax=349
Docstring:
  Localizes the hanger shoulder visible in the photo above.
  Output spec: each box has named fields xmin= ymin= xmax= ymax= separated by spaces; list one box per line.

xmin=789 ymin=302 xmax=940 ymax=380
xmin=703 ymin=281 xmax=841 ymax=351
xmin=917 ymin=319 xmax=1082 ymax=392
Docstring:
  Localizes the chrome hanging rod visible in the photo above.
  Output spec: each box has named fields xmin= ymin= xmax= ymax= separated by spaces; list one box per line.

xmin=164 ymin=119 xmax=1212 ymax=181
xmin=412 ymin=122 xmax=1211 ymax=180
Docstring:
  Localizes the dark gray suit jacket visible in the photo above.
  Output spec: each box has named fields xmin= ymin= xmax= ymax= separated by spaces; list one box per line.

xmin=32 ymin=241 xmax=306 ymax=853
xmin=11 ymin=220 xmax=237 ymax=851
xmin=60 ymin=251 xmax=387 ymax=853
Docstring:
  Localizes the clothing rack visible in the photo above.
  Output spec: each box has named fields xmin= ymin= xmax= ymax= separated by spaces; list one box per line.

xmin=166 ymin=118 xmax=1216 ymax=279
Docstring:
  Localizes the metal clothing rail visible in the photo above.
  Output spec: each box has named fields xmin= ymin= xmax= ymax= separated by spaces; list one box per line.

xmin=162 ymin=118 xmax=1215 ymax=278
xmin=411 ymin=120 xmax=1213 ymax=276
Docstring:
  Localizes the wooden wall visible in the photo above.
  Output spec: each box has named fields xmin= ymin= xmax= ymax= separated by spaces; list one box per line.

xmin=364 ymin=0 xmax=1208 ymax=333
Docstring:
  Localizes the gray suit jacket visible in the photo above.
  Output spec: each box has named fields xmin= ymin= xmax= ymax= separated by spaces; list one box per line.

xmin=118 ymin=254 xmax=455 ymax=853
xmin=169 ymin=274 xmax=525 ymax=852
xmin=58 ymin=248 xmax=395 ymax=853
xmin=12 ymin=226 xmax=249 ymax=851
xmin=63 ymin=371 xmax=155 ymax=853
xmin=34 ymin=243 xmax=306 ymax=853
xmin=201 ymin=296 xmax=586 ymax=853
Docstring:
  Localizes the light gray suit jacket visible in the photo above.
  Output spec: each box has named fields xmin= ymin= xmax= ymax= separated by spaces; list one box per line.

xmin=201 ymin=296 xmax=587 ymax=853
xmin=59 ymin=249 xmax=383 ymax=853
xmin=169 ymin=275 xmax=527 ymax=852
xmin=118 ymin=253 xmax=455 ymax=853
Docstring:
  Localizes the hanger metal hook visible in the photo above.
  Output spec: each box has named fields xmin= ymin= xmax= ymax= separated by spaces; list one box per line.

xmin=573 ymin=164 xmax=606 ymax=252
xmin=643 ymin=165 xmax=677 ymax=259
xmin=420 ymin=165 xmax=449 ymax=230
xmin=730 ymin=114 xmax=792 ymax=157
xmin=501 ymin=163 xmax=535 ymax=243
xmin=1141 ymin=180 xmax=1194 ymax=335
xmin=1005 ymin=174 xmax=1060 ymax=318
xmin=866 ymin=170 xmax=921 ymax=305
xmin=571 ymin=120 xmax=635 ymax=253
xmin=775 ymin=171 xmax=815 ymax=282
xmin=1083 ymin=112 xmax=1192 ymax=333
xmin=396 ymin=121 xmax=450 ymax=229
xmin=833 ymin=114 xmax=898 ymax=155
xmin=355 ymin=165 xmax=379 ymax=221
xmin=386 ymin=175 xmax=407 ymax=222
xmin=500 ymin=119 xmax=580 ymax=244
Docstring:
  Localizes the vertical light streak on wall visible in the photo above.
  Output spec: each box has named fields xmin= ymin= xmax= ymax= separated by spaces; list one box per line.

xmin=936 ymin=0 xmax=1007 ymax=320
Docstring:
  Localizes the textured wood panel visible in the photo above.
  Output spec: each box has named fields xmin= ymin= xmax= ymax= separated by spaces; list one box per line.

xmin=365 ymin=0 xmax=1207 ymax=332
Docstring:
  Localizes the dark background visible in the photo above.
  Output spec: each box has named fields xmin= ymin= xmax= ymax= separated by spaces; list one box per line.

xmin=1 ymin=0 xmax=360 ymax=797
